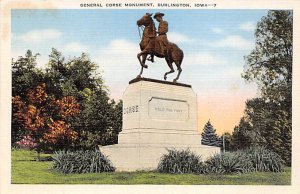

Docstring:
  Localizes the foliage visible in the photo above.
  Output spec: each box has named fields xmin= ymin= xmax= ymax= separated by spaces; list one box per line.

xmin=233 ymin=10 xmax=292 ymax=165
xmin=12 ymin=49 xmax=123 ymax=151
xmin=12 ymin=50 xmax=44 ymax=98
xmin=44 ymin=48 xmax=122 ymax=149
xmin=44 ymin=48 xmax=106 ymax=98
xmin=12 ymin=83 xmax=80 ymax=155
xmin=201 ymin=120 xmax=221 ymax=147
xmin=243 ymin=10 xmax=292 ymax=106
xmin=221 ymin=132 xmax=235 ymax=152
xmin=231 ymin=117 xmax=255 ymax=149
xmin=205 ymin=147 xmax=285 ymax=174
xmin=245 ymin=146 xmax=285 ymax=172
xmin=205 ymin=152 xmax=255 ymax=174
xmin=51 ymin=149 xmax=115 ymax=174
xmin=11 ymin=50 xmax=44 ymax=144
xmin=110 ymin=99 xmax=123 ymax=142
xmin=157 ymin=149 xmax=206 ymax=174
xmin=78 ymin=129 xmax=118 ymax=149
xmin=232 ymin=98 xmax=291 ymax=165
xmin=74 ymin=93 xmax=123 ymax=149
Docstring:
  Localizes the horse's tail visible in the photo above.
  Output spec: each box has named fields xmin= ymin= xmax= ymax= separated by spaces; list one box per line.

xmin=170 ymin=43 xmax=184 ymax=67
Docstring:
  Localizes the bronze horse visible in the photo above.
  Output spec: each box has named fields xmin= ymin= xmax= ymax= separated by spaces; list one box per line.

xmin=136 ymin=13 xmax=184 ymax=82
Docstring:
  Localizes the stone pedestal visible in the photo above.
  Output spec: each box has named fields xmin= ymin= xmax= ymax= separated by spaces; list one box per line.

xmin=100 ymin=78 xmax=220 ymax=171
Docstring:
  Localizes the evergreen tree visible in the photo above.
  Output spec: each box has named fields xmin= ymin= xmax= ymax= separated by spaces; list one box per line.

xmin=201 ymin=120 xmax=220 ymax=147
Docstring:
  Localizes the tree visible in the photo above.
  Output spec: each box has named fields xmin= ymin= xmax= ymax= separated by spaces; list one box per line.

xmin=44 ymin=48 xmax=106 ymax=99
xmin=44 ymin=49 xmax=123 ymax=149
xmin=243 ymin=10 xmax=292 ymax=109
xmin=37 ymin=49 xmax=117 ymax=149
xmin=12 ymin=50 xmax=44 ymax=98
xmin=234 ymin=98 xmax=291 ymax=164
xmin=11 ymin=50 xmax=45 ymax=144
xmin=231 ymin=117 xmax=256 ymax=150
xmin=107 ymin=99 xmax=123 ymax=144
xmin=221 ymin=132 xmax=234 ymax=152
xmin=201 ymin=120 xmax=220 ymax=147
xmin=12 ymin=83 xmax=80 ymax=159
xmin=12 ymin=49 xmax=123 ymax=151
xmin=234 ymin=10 xmax=292 ymax=165
xmin=73 ymin=92 xmax=122 ymax=149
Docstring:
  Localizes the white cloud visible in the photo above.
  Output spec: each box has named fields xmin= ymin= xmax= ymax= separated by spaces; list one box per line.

xmin=14 ymin=29 xmax=61 ymax=43
xmin=212 ymin=27 xmax=224 ymax=34
xmin=185 ymin=52 xmax=227 ymax=66
xmin=213 ymin=35 xmax=254 ymax=50
xmin=239 ymin=21 xmax=256 ymax=31
xmin=63 ymin=42 xmax=89 ymax=53
xmin=105 ymin=39 xmax=137 ymax=55
xmin=168 ymin=32 xmax=192 ymax=43
xmin=91 ymin=39 xmax=140 ymax=99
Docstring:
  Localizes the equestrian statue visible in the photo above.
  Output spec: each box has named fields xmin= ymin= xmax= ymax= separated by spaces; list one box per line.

xmin=136 ymin=12 xmax=184 ymax=82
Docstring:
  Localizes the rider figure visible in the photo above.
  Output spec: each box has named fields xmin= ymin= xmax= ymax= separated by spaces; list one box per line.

xmin=148 ymin=12 xmax=169 ymax=63
xmin=154 ymin=12 xmax=169 ymax=55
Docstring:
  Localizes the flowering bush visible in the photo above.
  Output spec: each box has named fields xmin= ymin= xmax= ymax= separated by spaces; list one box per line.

xmin=15 ymin=135 xmax=37 ymax=149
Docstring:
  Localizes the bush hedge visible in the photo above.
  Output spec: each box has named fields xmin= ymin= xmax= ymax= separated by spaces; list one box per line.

xmin=205 ymin=152 xmax=254 ymax=174
xmin=157 ymin=147 xmax=285 ymax=175
xmin=157 ymin=149 xmax=206 ymax=174
xmin=245 ymin=146 xmax=285 ymax=172
xmin=51 ymin=149 xmax=115 ymax=174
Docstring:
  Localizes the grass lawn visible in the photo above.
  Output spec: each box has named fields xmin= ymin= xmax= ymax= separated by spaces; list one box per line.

xmin=12 ymin=149 xmax=291 ymax=185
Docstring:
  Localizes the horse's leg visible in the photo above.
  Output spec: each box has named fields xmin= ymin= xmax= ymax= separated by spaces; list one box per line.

xmin=137 ymin=66 xmax=143 ymax=79
xmin=173 ymin=66 xmax=182 ymax=82
xmin=164 ymin=58 xmax=175 ymax=80
xmin=141 ymin=53 xmax=147 ymax=66
xmin=173 ymin=60 xmax=182 ymax=82
xmin=137 ymin=53 xmax=148 ymax=78
xmin=137 ymin=50 xmax=149 ymax=68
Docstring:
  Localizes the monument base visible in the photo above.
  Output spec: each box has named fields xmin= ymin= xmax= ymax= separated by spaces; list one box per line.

xmin=100 ymin=144 xmax=219 ymax=172
xmin=99 ymin=78 xmax=220 ymax=171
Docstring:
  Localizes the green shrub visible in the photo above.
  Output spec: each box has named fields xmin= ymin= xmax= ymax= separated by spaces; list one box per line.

xmin=205 ymin=147 xmax=285 ymax=174
xmin=51 ymin=149 xmax=115 ymax=174
xmin=157 ymin=149 xmax=206 ymax=174
xmin=205 ymin=152 xmax=255 ymax=174
xmin=245 ymin=146 xmax=285 ymax=172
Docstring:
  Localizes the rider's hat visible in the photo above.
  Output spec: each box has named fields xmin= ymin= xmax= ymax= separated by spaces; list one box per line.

xmin=154 ymin=12 xmax=165 ymax=19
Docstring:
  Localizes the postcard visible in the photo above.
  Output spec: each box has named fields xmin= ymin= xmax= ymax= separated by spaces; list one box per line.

xmin=0 ymin=0 xmax=299 ymax=194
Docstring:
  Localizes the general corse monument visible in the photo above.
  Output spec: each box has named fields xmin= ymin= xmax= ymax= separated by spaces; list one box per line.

xmin=100 ymin=13 xmax=220 ymax=171
xmin=136 ymin=12 xmax=183 ymax=82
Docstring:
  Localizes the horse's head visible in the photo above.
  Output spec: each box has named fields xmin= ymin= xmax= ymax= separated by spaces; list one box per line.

xmin=137 ymin=13 xmax=153 ymax=27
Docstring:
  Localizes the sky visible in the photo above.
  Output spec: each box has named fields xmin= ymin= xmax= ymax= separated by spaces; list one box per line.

xmin=11 ymin=9 xmax=269 ymax=134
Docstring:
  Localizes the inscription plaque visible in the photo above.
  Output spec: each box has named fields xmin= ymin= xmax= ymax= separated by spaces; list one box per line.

xmin=148 ymin=97 xmax=189 ymax=121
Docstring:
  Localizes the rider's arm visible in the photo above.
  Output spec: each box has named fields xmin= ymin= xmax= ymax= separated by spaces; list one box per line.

xmin=157 ymin=21 xmax=168 ymax=35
